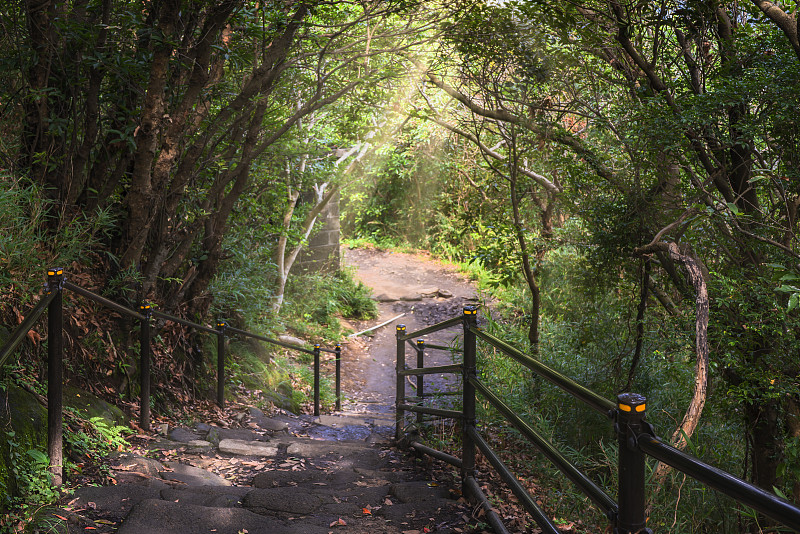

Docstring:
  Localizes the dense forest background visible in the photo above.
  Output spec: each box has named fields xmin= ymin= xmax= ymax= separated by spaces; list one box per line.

xmin=2 ymin=0 xmax=800 ymax=531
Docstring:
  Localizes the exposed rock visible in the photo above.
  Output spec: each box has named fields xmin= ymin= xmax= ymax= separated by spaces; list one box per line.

xmin=107 ymin=452 xmax=164 ymax=478
xmin=64 ymin=386 xmax=128 ymax=427
xmin=159 ymin=461 xmax=232 ymax=487
xmin=168 ymin=427 xmax=199 ymax=443
xmin=117 ymin=499 xmax=302 ymax=534
xmin=217 ymin=439 xmax=278 ymax=457
xmin=160 ymin=485 xmax=250 ymax=508
xmin=205 ymin=426 xmax=221 ymax=446
xmin=217 ymin=427 xmax=266 ymax=442
xmin=72 ymin=478 xmax=167 ymax=516
xmin=255 ymin=416 xmax=289 ymax=432
xmin=0 ymin=385 xmax=47 ymax=497
xmin=390 ymin=480 xmax=452 ymax=503
xmin=277 ymin=334 xmax=306 ymax=348
xmin=194 ymin=422 xmax=211 ymax=434
xmin=285 ymin=439 xmax=376 ymax=459
xmin=264 ymin=385 xmax=298 ymax=414
xmin=185 ymin=440 xmax=213 ymax=454
xmin=243 ymin=488 xmax=324 ymax=515
xmin=437 ymin=288 xmax=454 ymax=298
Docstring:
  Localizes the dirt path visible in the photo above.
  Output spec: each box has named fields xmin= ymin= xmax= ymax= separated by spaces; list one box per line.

xmin=338 ymin=247 xmax=480 ymax=412
xmin=44 ymin=248 xmax=486 ymax=534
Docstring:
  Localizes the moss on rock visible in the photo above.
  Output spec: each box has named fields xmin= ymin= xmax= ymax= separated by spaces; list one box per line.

xmin=0 ymin=383 xmax=129 ymax=505
xmin=63 ymin=386 xmax=127 ymax=427
xmin=0 ymin=384 xmax=48 ymax=502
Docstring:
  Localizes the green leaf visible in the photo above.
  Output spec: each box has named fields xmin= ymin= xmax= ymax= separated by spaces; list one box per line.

xmin=789 ymin=293 xmax=799 ymax=312
xmin=773 ymin=486 xmax=788 ymax=500
xmin=776 ymin=285 xmax=800 ymax=293
xmin=726 ymin=202 xmax=741 ymax=215
xmin=26 ymin=449 xmax=49 ymax=465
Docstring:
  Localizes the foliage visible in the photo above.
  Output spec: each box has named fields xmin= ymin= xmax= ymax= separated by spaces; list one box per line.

xmin=0 ymin=175 xmax=116 ymax=291
xmin=282 ymin=268 xmax=378 ymax=341
xmin=64 ymin=412 xmax=132 ymax=460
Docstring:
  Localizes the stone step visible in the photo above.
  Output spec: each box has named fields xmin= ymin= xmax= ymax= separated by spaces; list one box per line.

xmin=57 ymin=405 xmax=471 ymax=534
xmin=317 ymin=413 xmax=395 ymax=427
xmin=116 ymin=498 xmax=326 ymax=534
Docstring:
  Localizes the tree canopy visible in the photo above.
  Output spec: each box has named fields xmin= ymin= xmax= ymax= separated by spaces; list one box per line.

xmin=2 ymin=0 xmax=800 ymax=527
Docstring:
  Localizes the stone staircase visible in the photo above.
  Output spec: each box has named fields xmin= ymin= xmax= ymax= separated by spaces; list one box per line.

xmin=58 ymin=407 xmax=470 ymax=534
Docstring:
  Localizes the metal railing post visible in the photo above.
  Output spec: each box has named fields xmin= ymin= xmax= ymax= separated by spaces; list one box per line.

xmin=46 ymin=268 xmax=64 ymax=486
xmin=395 ymin=324 xmax=406 ymax=441
xmin=334 ymin=343 xmax=342 ymax=411
xmin=139 ymin=304 xmax=152 ymax=430
xmin=313 ymin=344 xmax=321 ymax=417
xmin=462 ymin=306 xmax=478 ymax=495
xmin=216 ymin=321 xmax=226 ymax=408
xmin=615 ymin=393 xmax=651 ymax=534
xmin=416 ymin=339 xmax=425 ymax=426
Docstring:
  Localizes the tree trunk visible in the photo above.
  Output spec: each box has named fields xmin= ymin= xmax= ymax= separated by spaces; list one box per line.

xmin=636 ymin=241 xmax=708 ymax=483
xmin=271 ymin=183 xmax=339 ymax=315
xmin=508 ymin=141 xmax=540 ymax=347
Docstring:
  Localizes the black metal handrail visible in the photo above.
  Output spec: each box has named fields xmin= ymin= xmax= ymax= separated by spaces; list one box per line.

xmin=471 ymin=327 xmax=615 ymax=416
xmin=0 ymin=268 xmax=343 ymax=486
xmin=470 ymin=375 xmax=618 ymax=518
xmin=395 ymin=306 xmax=800 ymax=534
xmin=0 ymin=290 xmax=57 ymax=369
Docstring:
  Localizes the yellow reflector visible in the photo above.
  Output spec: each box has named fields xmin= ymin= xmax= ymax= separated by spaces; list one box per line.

xmin=635 ymin=404 xmax=646 ymax=412
xmin=618 ymin=403 xmax=632 ymax=412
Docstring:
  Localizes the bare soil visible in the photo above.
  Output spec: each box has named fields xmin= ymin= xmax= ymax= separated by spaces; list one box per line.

xmin=338 ymin=247 xmax=481 ymax=412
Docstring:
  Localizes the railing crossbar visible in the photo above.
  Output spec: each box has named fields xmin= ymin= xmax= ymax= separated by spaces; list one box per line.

xmin=410 ymin=441 xmax=463 ymax=468
xmin=63 ymin=282 xmax=146 ymax=321
xmin=471 ymin=327 xmax=615 ymax=416
xmin=399 ymin=308 xmax=800 ymax=534
xmin=464 ymin=476 xmax=513 ymax=534
xmin=151 ymin=309 xmax=218 ymax=335
xmin=639 ymin=435 xmax=800 ymax=531
xmin=398 ymin=363 xmax=462 ymax=377
xmin=3 ymin=268 xmax=342 ymax=488
xmin=406 ymin=338 xmax=463 ymax=353
xmin=471 ymin=376 xmax=618 ymax=518
xmin=0 ymin=291 xmax=57 ymax=369
xmin=405 ymin=391 xmax=461 ymax=399
xmin=467 ymin=426 xmax=560 ymax=534
xmin=422 ymin=342 xmax=462 ymax=352
xmin=397 ymin=403 xmax=463 ymax=419
xmin=226 ymin=325 xmax=315 ymax=355
xmin=398 ymin=316 xmax=463 ymax=340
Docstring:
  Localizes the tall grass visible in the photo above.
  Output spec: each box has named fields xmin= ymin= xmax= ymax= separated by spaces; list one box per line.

xmin=0 ymin=175 xmax=117 ymax=295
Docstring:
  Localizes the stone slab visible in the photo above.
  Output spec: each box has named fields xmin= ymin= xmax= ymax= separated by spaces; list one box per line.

xmin=117 ymin=499 xmax=324 ymax=534
xmin=159 ymin=461 xmax=231 ymax=487
xmin=242 ymin=487 xmax=324 ymax=515
xmin=218 ymin=438 xmax=279 ymax=457
xmin=160 ymin=485 xmax=250 ymax=508
xmin=256 ymin=416 xmax=290 ymax=432
xmin=71 ymin=479 xmax=167 ymax=516
xmin=285 ymin=440 xmax=371 ymax=458
xmin=107 ymin=452 xmax=164 ymax=479
xmin=168 ymin=427 xmax=200 ymax=443
xmin=389 ymin=480 xmax=452 ymax=503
